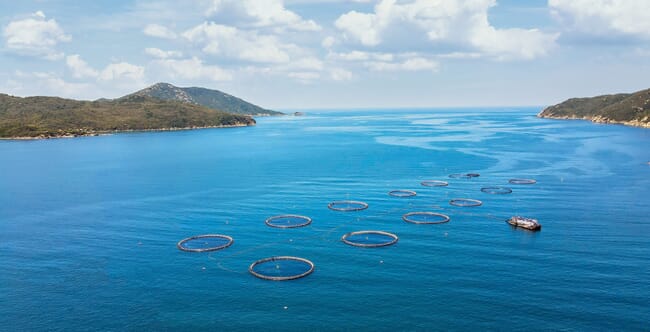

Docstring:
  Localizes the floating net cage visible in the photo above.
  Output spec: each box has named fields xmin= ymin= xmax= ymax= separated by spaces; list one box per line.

xmin=509 ymin=178 xmax=537 ymax=185
xmin=328 ymin=200 xmax=369 ymax=212
xmin=265 ymin=214 xmax=312 ymax=228
xmin=449 ymin=198 xmax=483 ymax=207
xmin=388 ymin=190 xmax=417 ymax=197
xmin=402 ymin=211 xmax=450 ymax=224
xmin=177 ymin=234 xmax=233 ymax=252
xmin=420 ymin=180 xmax=449 ymax=187
xmin=481 ymin=186 xmax=513 ymax=194
xmin=341 ymin=230 xmax=399 ymax=247
xmin=249 ymin=256 xmax=315 ymax=281
xmin=449 ymin=173 xmax=480 ymax=179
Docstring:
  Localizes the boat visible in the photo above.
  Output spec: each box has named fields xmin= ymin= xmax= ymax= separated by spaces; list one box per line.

xmin=506 ymin=216 xmax=541 ymax=231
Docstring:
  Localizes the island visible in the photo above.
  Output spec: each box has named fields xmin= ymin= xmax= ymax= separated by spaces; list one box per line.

xmin=0 ymin=93 xmax=255 ymax=139
xmin=125 ymin=83 xmax=283 ymax=116
xmin=538 ymin=88 xmax=650 ymax=128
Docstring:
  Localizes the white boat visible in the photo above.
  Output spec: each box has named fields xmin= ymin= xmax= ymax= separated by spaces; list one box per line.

xmin=507 ymin=216 xmax=541 ymax=231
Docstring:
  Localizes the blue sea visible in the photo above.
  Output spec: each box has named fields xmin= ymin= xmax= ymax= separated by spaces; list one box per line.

xmin=1 ymin=109 xmax=649 ymax=331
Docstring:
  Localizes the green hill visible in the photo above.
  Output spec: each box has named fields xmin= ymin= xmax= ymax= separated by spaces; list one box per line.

xmin=538 ymin=88 xmax=650 ymax=128
xmin=0 ymin=94 xmax=255 ymax=138
xmin=123 ymin=83 xmax=282 ymax=116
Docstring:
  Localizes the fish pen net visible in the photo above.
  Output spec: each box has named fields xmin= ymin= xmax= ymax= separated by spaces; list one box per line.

xmin=341 ymin=230 xmax=399 ymax=247
xmin=481 ymin=186 xmax=513 ymax=194
xmin=509 ymin=178 xmax=537 ymax=185
xmin=388 ymin=190 xmax=417 ymax=197
xmin=402 ymin=212 xmax=450 ymax=224
xmin=328 ymin=200 xmax=369 ymax=211
xmin=420 ymin=180 xmax=449 ymax=187
xmin=449 ymin=173 xmax=480 ymax=179
xmin=249 ymin=256 xmax=315 ymax=281
xmin=265 ymin=215 xmax=312 ymax=228
xmin=177 ymin=234 xmax=233 ymax=252
xmin=449 ymin=198 xmax=483 ymax=207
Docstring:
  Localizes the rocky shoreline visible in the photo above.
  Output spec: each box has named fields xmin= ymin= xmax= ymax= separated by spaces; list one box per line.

xmin=537 ymin=112 xmax=650 ymax=128
xmin=0 ymin=123 xmax=254 ymax=140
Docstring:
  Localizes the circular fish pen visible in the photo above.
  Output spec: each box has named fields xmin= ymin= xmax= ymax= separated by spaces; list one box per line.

xmin=509 ymin=178 xmax=537 ymax=185
xmin=402 ymin=212 xmax=450 ymax=224
xmin=341 ymin=230 xmax=399 ymax=247
xmin=177 ymin=234 xmax=233 ymax=252
xmin=481 ymin=186 xmax=513 ymax=194
xmin=449 ymin=198 xmax=483 ymax=207
xmin=328 ymin=200 xmax=369 ymax=212
xmin=449 ymin=173 xmax=480 ymax=179
xmin=421 ymin=180 xmax=449 ymax=187
xmin=249 ymin=256 xmax=315 ymax=281
xmin=388 ymin=190 xmax=417 ymax=197
xmin=265 ymin=214 xmax=312 ymax=228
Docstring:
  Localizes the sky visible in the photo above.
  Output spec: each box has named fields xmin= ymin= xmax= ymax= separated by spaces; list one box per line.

xmin=1 ymin=0 xmax=649 ymax=109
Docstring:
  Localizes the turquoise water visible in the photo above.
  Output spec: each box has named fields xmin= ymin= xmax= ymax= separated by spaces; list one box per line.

xmin=1 ymin=109 xmax=649 ymax=330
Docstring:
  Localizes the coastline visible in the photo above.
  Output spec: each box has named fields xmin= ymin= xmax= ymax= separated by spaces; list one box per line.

xmin=0 ymin=122 xmax=255 ymax=140
xmin=537 ymin=112 xmax=650 ymax=129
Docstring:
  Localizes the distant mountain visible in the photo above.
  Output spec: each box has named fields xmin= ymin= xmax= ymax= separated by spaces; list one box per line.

xmin=123 ymin=83 xmax=282 ymax=116
xmin=538 ymin=88 xmax=650 ymax=128
xmin=0 ymin=93 xmax=255 ymax=139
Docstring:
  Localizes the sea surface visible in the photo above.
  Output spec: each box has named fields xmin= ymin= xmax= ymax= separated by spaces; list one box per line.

xmin=1 ymin=109 xmax=649 ymax=331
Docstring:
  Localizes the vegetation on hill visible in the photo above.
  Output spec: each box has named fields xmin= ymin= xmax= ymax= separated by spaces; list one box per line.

xmin=124 ymin=83 xmax=283 ymax=116
xmin=538 ymin=88 xmax=650 ymax=128
xmin=0 ymin=94 xmax=255 ymax=138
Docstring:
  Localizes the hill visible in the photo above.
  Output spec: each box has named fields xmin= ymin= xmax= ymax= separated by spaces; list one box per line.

xmin=538 ymin=88 xmax=650 ymax=128
xmin=0 ymin=94 xmax=255 ymax=139
xmin=123 ymin=83 xmax=282 ymax=116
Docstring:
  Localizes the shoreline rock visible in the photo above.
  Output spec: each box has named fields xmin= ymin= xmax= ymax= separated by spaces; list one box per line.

xmin=0 ymin=123 xmax=254 ymax=140
xmin=537 ymin=112 xmax=650 ymax=128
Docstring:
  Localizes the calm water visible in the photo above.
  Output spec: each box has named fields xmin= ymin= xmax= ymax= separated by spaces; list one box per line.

xmin=1 ymin=109 xmax=649 ymax=331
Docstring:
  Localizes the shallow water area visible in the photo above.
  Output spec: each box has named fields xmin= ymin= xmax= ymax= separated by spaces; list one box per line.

xmin=1 ymin=108 xmax=649 ymax=330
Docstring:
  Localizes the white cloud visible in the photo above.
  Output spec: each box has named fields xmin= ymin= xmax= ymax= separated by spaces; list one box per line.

xmin=288 ymin=71 xmax=320 ymax=80
xmin=335 ymin=9 xmax=381 ymax=46
xmin=66 ymin=54 xmax=99 ymax=78
xmin=436 ymin=52 xmax=482 ymax=59
xmin=290 ymin=57 xmax=324 ymax=71
xmin=330 ymin=68 xmax=354 ymax=81
xmin=9 ymin=71 xmax=92 ymax=98
xmin=3 ymin=11 xmax=71 ymax=59
xmin=334 ymin=0 xmax=558 ymax=60
xmin=152 ymin=56 xmax=232 ymax=81
xmin=549 ymin=0 xmax=650 ymax=38
xmin=99 ymin=62 xmax=145 ymax=81
xmin=322 ymin=36 xmax=336 ymax=49
xmin=144 ymin=47 xmax=183 ymax=59
xmin=143 ymin=23 xmax=177 ymax=39
xmin=206 ymin=0 xmax=321 ymax=31
xmin=366 ymin=57 xmax=439 ymax=72
xmin=183 ymin=22 xmax=299 ymax=63
xmin=64 ymin=54 xmax=146 ymax=85
xmin=328 ymin=50 xmax=393 ymax=61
